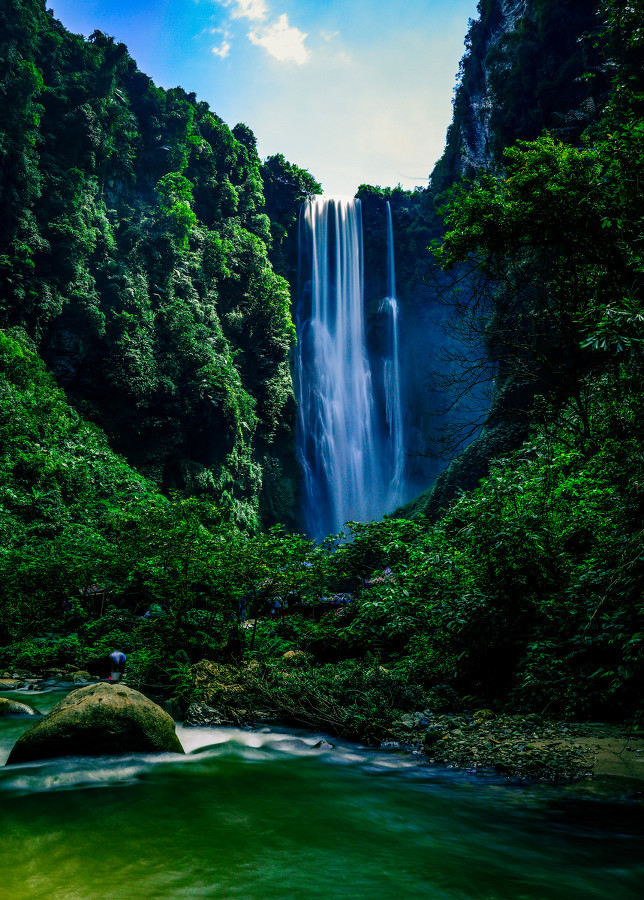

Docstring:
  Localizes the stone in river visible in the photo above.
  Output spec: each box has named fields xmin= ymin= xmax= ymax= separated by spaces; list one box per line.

xmin=6 ymin=683 xmax=184 ymax=764
xmin=0 ymin=698 xmax=41 ymax=717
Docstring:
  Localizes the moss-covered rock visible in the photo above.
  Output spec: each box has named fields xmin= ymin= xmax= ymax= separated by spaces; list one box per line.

xmin=6 ymin=683 xmax=183 ymax=764
xmin=0 ymin=698 xmax=41 ymax=718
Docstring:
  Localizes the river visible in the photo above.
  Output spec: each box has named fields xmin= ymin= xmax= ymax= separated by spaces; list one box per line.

xmin=1 ymin=686 xmax=642 ymax=899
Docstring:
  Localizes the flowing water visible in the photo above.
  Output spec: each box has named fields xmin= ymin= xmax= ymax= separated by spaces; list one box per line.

xmin=380 ymin=201 xmax=405 ymax=508
xmin=296 ymin=197 xmax=406 ymax=539
xmin=1 ymin=687 xmax=643 ymax=900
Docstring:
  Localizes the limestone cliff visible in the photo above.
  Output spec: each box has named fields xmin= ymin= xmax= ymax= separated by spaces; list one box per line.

xmin=432 ymin=0 xmax=603 ymax=191
xmin=455 ymin=0 xmax=530 ymax=176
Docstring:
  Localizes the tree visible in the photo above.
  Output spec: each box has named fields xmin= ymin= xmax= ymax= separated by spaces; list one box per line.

xmin=433 ymin=127 xmax=643 ymax=445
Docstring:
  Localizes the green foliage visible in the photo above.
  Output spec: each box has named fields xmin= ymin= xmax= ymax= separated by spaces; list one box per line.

xmin=0 ymin=0 xmax=309 ymax=528
xmin=260 ymin=153 xmax=321 ymax=281
xmin=257 ymin=659 xmax=426 ymax=743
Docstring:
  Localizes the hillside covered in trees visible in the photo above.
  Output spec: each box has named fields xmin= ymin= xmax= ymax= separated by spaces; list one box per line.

xmin=1 ymin=0 xmax=321 ymax=532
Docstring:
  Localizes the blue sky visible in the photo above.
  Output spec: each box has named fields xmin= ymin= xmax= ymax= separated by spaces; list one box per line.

xmin=48 ymin=0 xmax=479 ymax=196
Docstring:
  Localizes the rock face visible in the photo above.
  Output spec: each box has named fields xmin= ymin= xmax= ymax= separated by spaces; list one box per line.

xmin=6 ymin=683 xmax=184 ymax=764
xmin=456 ymin=0 xmax=530 ymax=175
xmin=0 ymin=698 xmax=41 ymax=717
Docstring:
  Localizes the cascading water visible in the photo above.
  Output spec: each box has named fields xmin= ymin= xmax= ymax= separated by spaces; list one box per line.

xmin=296 ymin=196 xmax=405 ymax=539
xmin=380 ymin=201 xmax=405 ymax=508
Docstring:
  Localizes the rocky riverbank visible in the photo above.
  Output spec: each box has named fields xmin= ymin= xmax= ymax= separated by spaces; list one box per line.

xmin=175 ymin=661 xmax=644 ymax=786
xmin=3 ymin=664 xmax=643 ymax=785
xmin=387 ymin=709 xmax=644 ymax=784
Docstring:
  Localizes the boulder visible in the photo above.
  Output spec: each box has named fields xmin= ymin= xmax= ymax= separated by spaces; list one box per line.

xmin=6 ymin=683 xmax=184 ymax=764
xmin=0 ymin=698 xmax=41 ymax=718
xmin=190 ymin=660 xmax=245 ymax=707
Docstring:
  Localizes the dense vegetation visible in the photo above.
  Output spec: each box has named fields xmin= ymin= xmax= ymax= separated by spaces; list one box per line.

xmin=0 ymin=0 xmax=320 ymax=529
xmin=1 ymin=0 xmax=642 ymax=734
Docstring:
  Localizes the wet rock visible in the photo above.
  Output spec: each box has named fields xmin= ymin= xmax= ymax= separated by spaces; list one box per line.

xmin=6 ymin=683 xmax=183 ymax=764
xmin=400 ymin=712 xmax=429 ymax=730
xmin=72 ymin=670 xmax=98 ymax=683
xmin=473 ymin=709 xmax=495 ymax=721
xmin=312 ymin=739 xmax=335 ymax=750
xmin=184 ymin=703 xmax=228 ymax=727
xmin=0 ymin=698 xmax=41 ymax=718
xmin=0 ymin=678 xmax=22 ymax=690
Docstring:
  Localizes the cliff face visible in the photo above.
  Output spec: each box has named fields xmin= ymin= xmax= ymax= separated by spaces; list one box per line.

xmin=454 ymin=0 xmax=530 ymax=175
xmin=432 ymin=0 xmax=604 ymax=191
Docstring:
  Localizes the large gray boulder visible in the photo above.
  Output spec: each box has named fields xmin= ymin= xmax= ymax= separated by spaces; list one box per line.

xmin=0 ymin=698 xmax=41 ymax=717
xmin=6 ymin=683 xmax=184 ymax=764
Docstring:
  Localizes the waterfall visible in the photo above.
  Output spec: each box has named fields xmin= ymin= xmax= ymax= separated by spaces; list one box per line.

xmin=296 ymin=196 xmax=405 ymax=540
xmin=381 ymin=201 xmax=405 ymax=507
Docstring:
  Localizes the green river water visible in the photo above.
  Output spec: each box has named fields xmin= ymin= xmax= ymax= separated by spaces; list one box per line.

xmin=1 ymin=687 xmax=642 ymax=900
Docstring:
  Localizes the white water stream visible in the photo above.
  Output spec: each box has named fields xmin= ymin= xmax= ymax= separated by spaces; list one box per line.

xmin=296 ymin=197 xmax=405 ymax=539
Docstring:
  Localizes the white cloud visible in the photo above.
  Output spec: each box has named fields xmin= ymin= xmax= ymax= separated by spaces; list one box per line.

xmin=209 ymin=26 xmax=232 ymax=58
xmin=212 ymin=39 xmax=231 ymax=58
xmin=222 ymin=0 xmax=268 ymax=22
xmin=249 ymin=13 xmax=310 ymax=64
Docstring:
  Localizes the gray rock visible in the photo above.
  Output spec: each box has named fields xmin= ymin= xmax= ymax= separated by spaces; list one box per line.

xmin=400 ymin=712 xmax=428 ymax=730
xmin=312 ymin=739 xmax=335 ymax=750
xmin=71 ymin=670 xmax=98 ymax=683
xmin=184 ymin=703 xmax=228 ymax=727
xmin=6 ymin=683 xmax=184 ymax=764
xmin=0 ymin=698 xmax=41 ymax=718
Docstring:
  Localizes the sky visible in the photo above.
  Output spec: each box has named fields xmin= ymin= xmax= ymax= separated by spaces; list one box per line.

xmin=47 ymin=0 xmax=479 ymax=196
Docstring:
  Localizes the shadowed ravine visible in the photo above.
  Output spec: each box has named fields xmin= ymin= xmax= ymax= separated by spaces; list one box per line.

xmin=1 ymin=688 xmax=642 ymax=900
